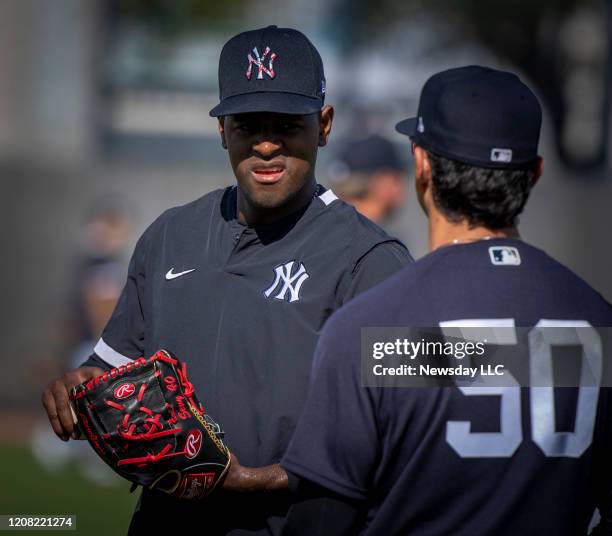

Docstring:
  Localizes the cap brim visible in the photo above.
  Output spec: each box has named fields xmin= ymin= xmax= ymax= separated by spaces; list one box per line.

xmin=395 ymin=117 xmax=418 ymax=137
xmin=209 ymin=92 xmax=323 ymax=117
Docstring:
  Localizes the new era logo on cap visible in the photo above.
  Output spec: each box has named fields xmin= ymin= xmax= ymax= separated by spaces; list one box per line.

xmin=210 ymin=25 xmax=326 ymax=117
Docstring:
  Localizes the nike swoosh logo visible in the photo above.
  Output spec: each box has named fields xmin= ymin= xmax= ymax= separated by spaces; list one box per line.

xmin=165 ymin=268 xmax=196 ymax=280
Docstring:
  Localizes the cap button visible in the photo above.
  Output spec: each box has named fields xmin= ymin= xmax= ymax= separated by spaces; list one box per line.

xmin=267 ymin=25 xmax=278 ymax=29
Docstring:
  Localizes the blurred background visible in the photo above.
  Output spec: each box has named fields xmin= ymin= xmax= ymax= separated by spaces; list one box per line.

xmin=1 ymin=0 xmax=611 ymax=532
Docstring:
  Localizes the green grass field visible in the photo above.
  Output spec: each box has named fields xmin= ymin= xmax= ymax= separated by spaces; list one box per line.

xmin=0 ymin=446 xmax=138 ymax=535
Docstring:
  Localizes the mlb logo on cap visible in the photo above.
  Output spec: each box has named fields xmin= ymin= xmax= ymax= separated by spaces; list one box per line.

xmin=491 ymin=148 xmax=513 ymax=163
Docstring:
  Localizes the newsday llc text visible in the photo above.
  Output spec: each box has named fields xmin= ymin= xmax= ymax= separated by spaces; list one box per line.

xmin=370 ymin=337 xmax=501 ymax=379
xmin=361 ymin=326 xmax=611 ymax=388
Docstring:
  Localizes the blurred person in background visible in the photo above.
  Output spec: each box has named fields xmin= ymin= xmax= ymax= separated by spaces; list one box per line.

xmin=327 ymin=134 xmax=407 ymax=226
xmin=31 ymin=195 xmax=133 ymax=485
xmin=64 ymin=195 xmax=134 ymax=367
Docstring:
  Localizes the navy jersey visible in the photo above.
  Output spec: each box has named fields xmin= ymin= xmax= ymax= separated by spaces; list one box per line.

xmin=282 ymin=238 xmax=612 ymax=535
xmin=83 ymin=186 xmax=412 ymax=535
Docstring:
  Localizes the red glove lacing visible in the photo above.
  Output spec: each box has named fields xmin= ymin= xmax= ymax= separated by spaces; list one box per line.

xmin=78 ymin=351 xmax=205 ymax=467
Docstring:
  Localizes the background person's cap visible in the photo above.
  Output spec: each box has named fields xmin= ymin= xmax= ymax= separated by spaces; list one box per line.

xmin=328 ymin=135 xmax=404 ymax=184
xmin=395 ymin=65 xmax=542 ymax=169
xmin=209 ymin=25 xmax=326 ymax=117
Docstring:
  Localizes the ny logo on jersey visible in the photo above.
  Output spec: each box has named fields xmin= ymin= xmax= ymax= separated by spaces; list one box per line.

xmin=246 ymin=46 xmax=277 ymax=80
xmin=264 ymin=261 xmax=309 ymax=303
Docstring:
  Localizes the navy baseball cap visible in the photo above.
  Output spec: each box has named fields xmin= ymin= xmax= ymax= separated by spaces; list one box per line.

xmin=329 ymin=135 xmax=404 ymax=184
xmin=209 ymin=25 xmax=326 ymax=117
xmin=395 ymin=65 xmax=542 ymax=169
xmin=337 ymin=135 xmax=404 ymax=174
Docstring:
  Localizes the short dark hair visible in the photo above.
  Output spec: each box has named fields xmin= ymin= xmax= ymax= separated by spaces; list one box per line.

xmin=427 ymin=151 xmax=536 ymax=229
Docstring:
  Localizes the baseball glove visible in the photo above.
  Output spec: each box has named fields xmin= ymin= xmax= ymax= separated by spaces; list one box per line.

xmin=69 ymin=349 xmax=230 ymax=500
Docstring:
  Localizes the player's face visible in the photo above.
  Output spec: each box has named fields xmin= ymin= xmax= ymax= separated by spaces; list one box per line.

xmin=219 ymin=107 xmax=333 ymax=221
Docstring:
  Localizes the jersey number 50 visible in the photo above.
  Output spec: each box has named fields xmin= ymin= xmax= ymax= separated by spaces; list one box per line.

xmin=439 ymin=319 xmax=602 ymax=459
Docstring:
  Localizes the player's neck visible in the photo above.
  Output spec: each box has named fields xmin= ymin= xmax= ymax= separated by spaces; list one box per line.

xmin=237 ymin=181 xmax=318 ymax=227
xmin=429 ymin=215 xmax=519 ymax=252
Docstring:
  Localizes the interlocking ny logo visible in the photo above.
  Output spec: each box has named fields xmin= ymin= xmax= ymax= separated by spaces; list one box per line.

xmin=246 ymin=46 xmax=277 ymax=80
xmin=264 ymin=261 xmax=309 ymax=303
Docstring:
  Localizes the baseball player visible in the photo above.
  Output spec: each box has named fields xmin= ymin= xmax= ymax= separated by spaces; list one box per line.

xmin=281 ymin=66 xmax=612 ymax=535
xmin=41 ymin=26 xmax=412 ymax=534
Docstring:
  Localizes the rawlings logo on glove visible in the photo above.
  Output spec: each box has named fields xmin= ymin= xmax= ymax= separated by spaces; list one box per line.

xmin=69 ymin=350 xmax=230 ymax=500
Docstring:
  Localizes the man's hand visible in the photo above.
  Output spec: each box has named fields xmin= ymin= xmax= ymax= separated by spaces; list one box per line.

xmin=41 ymin=366 xmax=105 ymax=441
xmin=222 ymin=453 xmax=289 ymax=494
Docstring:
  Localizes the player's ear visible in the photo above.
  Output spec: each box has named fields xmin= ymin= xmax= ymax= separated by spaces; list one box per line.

xmin=532 ymin=156 xmax=544 ymax=185
xmin=218 ymin=117 xmax=227 ymax=150
xmin=413 ymin=146 xmax=433 ymax=208
xmin=318 ymin=105 xmax=334 ymax=147
xmin=413 ymin=145 xmax=429 ymax=185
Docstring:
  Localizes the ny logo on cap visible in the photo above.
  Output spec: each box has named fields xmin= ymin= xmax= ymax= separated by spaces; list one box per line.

xmin=246 ymin=46 xmax=277 ymax=80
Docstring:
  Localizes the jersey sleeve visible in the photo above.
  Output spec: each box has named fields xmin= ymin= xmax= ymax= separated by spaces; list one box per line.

xmin=283 ymin=474 xmax=365 ymax=536
xmin=342 ymin=241 xmax=412 ymax=304
xmin=281 ymin=312 xmax=379 ymax=500
xmin=81 ymin=229 xmax=150 ymax=369
xmin=80 ymin=352 xmax=113 ymax=371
